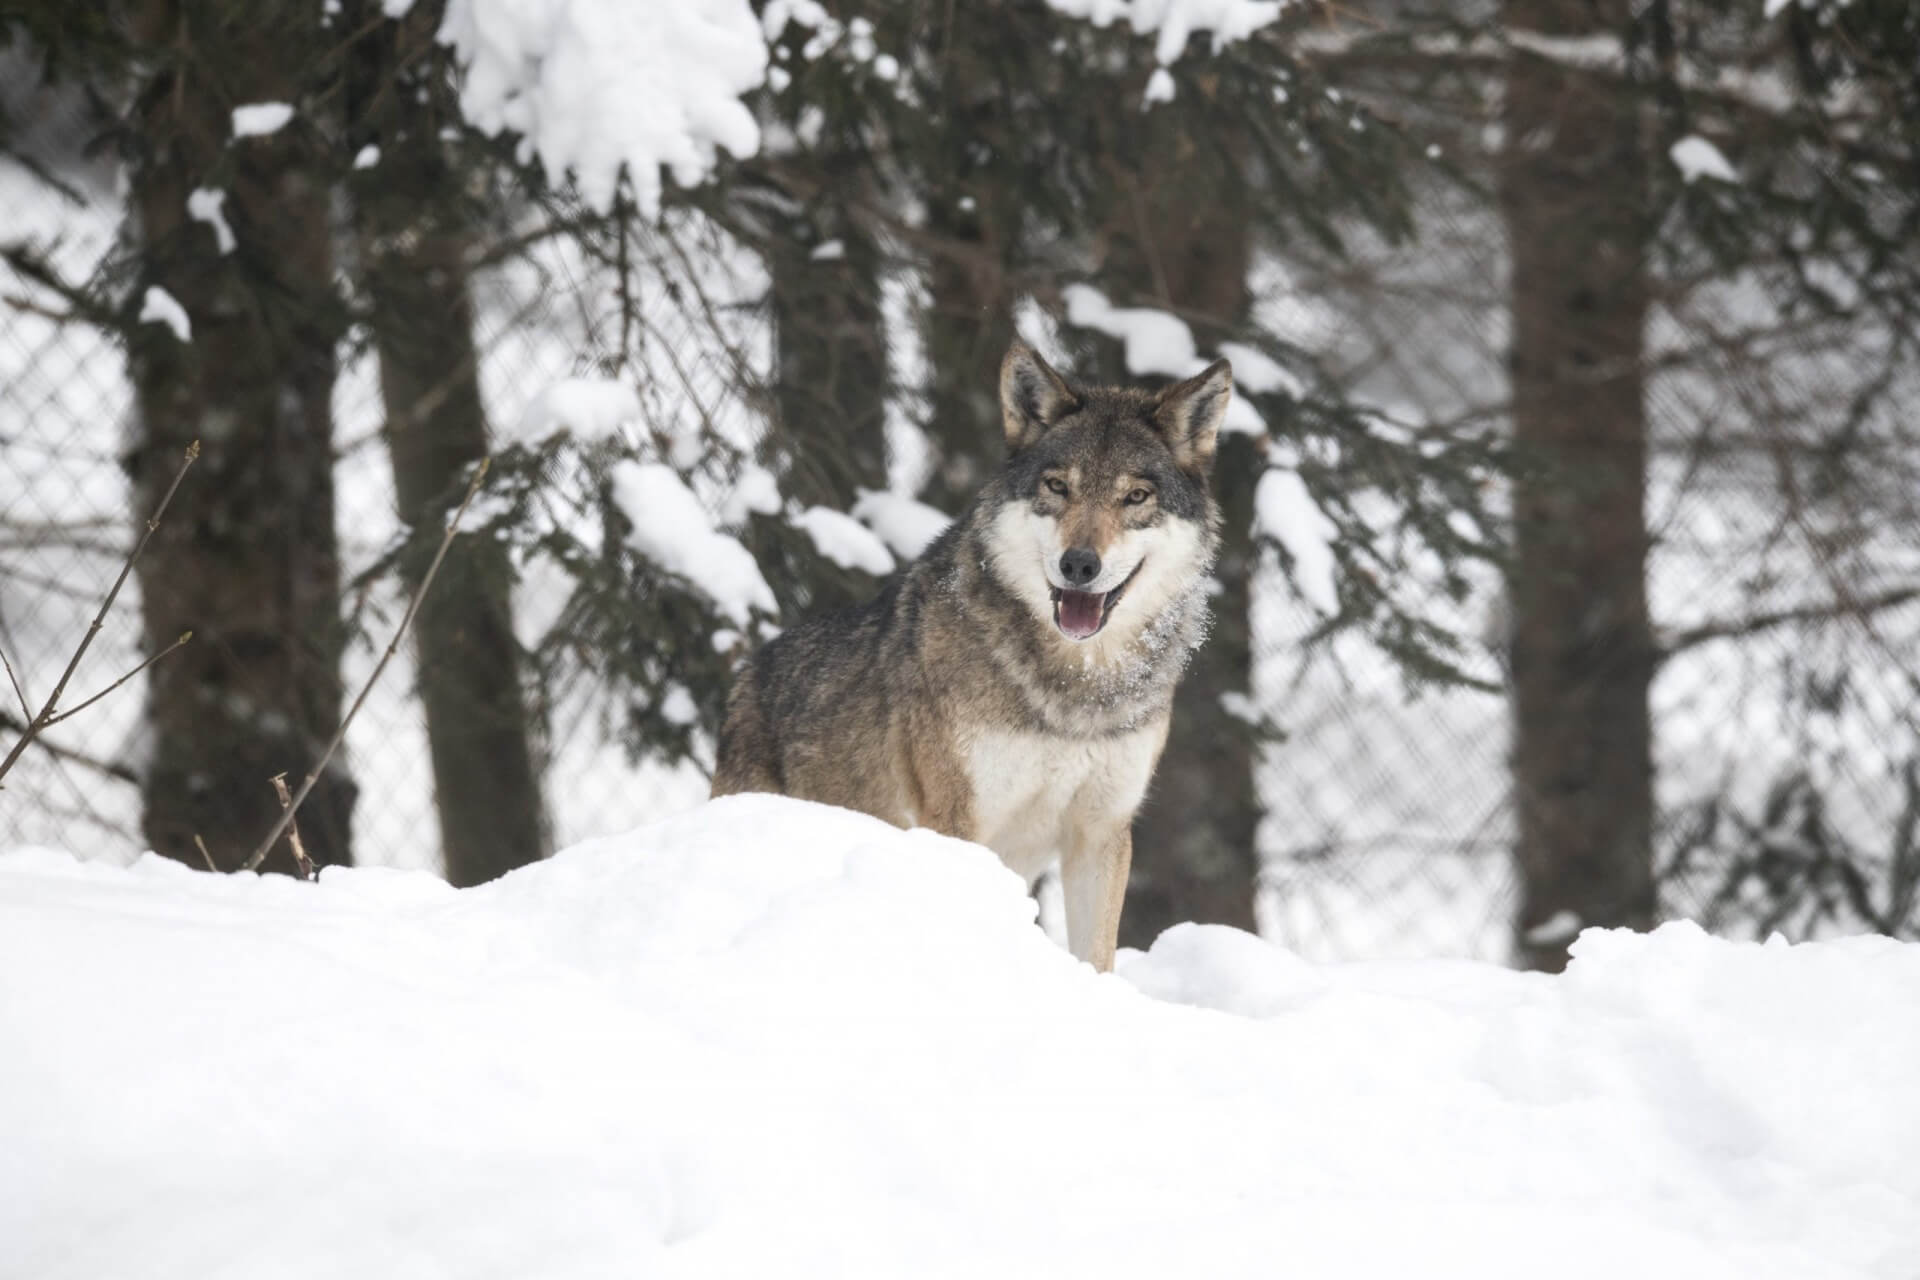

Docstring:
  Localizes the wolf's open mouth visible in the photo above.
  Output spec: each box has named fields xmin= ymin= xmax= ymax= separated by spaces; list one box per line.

xmin=1049 ymin=563 xmax=1142 ymax=642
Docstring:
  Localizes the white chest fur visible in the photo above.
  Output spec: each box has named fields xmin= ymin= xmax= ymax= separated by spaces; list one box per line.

xmin=963 ymin=725 xmax=1164 ymax=883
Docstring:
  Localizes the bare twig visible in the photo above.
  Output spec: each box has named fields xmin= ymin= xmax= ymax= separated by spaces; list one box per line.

xmin=0 ymin=242 xmax=123 ymax=331
xmin=242 ymin=458 xmax=491 ymax=872
xmin=0 ymin=441 xmax=200 ymax=788
xmin=193 ymin=834 xmax=218 ymax=873
xmin=0 ymin=710 xmax=141 ymax=785
xmin=43 ymin=632 xmax=192 ymax=729
xmin=268 ymin=773 xmax=315 ymax=881
xmin=0 ymin=644 xmax=30 ymax=720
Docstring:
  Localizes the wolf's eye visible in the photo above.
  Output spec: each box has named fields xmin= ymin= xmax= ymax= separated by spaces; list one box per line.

xmin=1124 ymin=487 xmax=1153 ymax=506
xmin=1044 ymin=476 xmax=1069 ymax=496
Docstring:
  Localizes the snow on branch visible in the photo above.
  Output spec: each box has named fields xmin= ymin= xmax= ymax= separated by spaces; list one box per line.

xmin=610 ymin=462 xmax=776 ymax=626
xmin=1059 ymin=284 xmax=1268 ymax=434
xmin=437 ymin=0 xmax=767 ymax=214
xmin=1670 ymin=135 xmax=1739 ymax=185
xmin=1046 ymin=0 xmax=1290 ymax=67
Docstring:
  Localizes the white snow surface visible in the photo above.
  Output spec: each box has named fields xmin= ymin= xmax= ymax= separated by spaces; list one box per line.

xmin=136 ymin=286 xmax=191 ymax=343
xmin=1672 ymin=135 xmax=1739 ymax=184
xmin=230 ymin=102 xmax=295 ymax=138
xmin=790 ymin=504 xmax=897 ymax=576
xmin=1046 ymin=0 xmax=1288 ymax=65
xmin=3 ymin=795 xmax=1916 ymax=1279
xmin=610 ymin=461 xmax=775 ymax=625
xmin=437 ymin=0 xmax=765 ymax=214
xmin=1254 ymin=467 xmax=1339 ymax=612
xmin=853 ymin=487 xmax=952 ymax=559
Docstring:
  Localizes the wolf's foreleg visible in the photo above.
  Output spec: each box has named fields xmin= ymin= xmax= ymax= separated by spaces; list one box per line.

xmin=1060 ymin=822 xmax=1132 ymax=973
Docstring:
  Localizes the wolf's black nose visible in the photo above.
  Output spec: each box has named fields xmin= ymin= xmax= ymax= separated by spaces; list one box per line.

xmin=1060 ymin=548 xmax=1101 ymax=587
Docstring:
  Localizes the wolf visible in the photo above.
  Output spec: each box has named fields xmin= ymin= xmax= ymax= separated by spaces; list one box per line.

xmin=712 ymin=341 xmax=1230 ymax=971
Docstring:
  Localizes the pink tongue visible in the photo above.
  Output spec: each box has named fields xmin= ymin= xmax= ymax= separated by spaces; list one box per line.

xmin=1056 ymin=589 xmax=1104 ymax=640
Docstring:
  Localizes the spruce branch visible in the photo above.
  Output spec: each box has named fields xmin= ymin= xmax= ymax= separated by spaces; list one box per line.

xmin=242 ymin=458 xmax=490 ymax=872
xmin=0 ymin=442 xmax=199 ymax=788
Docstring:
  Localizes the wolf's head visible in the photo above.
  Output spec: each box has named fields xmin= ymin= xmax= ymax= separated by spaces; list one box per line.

xmin=984 ymin=341 xmax=1227 ymax=649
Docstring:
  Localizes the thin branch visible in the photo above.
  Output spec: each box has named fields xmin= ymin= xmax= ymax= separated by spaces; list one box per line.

xmin=0 ymin=441 xmax=200 ymax=788
xmin=193 ymin=834 xmax=218 ymax=873
xmin=1657 ymin=584 xmax=1920 ymax=662
xmin=269 ymin=773 xmax=315 ymax=881
xmin=43 ymin=631 xmax=192 ymax=728
xmin=0 ymin=710 xmax=141 ymax=785
xmin=0 ymin=242 xmax=123 ymax=331
xmin=0 ymin=644 xmax=30 ymax=720
xmin=242 ymin=458 xmax=490 ymax=872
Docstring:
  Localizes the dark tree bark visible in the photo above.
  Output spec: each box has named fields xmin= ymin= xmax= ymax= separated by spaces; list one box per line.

xmin=767 ymin=198 xmax=889 ymax=510
xmin=747 ymin=161 xmax=892 ymax=617
xmin=345 ymin=0 xmax=547 ymax=888
xmin=1499 ymin=0 xmax=1656 ymax=970
xmin=1109 ymin=132 xmax=1263 ymax=949
xmin=917 ymin=4 xmax=1021 ymax=515
xmin=920 ymin=189 xmax=1017 ymax=514
xmin=126 ymin=0 xmax=353 ymax=874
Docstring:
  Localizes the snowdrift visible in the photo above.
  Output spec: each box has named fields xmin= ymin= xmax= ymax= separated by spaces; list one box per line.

xmin=3 ymin=795 xmax=1916 ymax=1279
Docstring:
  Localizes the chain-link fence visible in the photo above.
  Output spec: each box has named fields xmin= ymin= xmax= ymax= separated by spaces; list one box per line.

xmin=0 ymin=68 xmax=710 ymax=879
xmin=6 ymin=59 xmax=1917 ymax=962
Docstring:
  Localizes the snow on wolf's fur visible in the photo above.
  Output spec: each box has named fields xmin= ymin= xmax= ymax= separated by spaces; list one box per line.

xmin=3 ymin=794 xmax=1916 ymax=1279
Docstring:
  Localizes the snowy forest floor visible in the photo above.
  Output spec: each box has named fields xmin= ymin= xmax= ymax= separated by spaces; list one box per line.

xmin=4 ymin=794 xmax=1916 ymax=1279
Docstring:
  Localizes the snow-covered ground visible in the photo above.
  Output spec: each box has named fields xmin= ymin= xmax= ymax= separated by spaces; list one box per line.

xmin=4 ymin=796 xmax=1915 ymax=1279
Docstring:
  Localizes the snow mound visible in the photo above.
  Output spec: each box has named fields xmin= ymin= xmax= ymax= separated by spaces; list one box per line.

xmin=4 ymin=795 xmax=1917 ymax=1279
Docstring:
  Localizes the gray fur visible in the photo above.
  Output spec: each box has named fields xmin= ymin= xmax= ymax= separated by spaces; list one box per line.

xmin=713 ymin=343 xmax=1229 ymax=969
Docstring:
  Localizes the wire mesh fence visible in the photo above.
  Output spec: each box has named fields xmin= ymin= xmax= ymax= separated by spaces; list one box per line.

xmin=5 ymin=57 xmax=1918 ymax=961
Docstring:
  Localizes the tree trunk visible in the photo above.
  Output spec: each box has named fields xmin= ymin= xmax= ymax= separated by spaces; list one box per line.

xmin=1109 ymin=132 xmax=1262 ymax=949
xmin=749 ymin=168 xmax=891 ymax=616
xmin=1123 ymin=433 xmax=1262 ymax=947
xmin=1499 ymin=0 xmax=1656 ymax=970
xmin=346 ymin=0 xmax=547 ymax=887
xmin=917 ymin=20 xmax=1021 ymax=516
xmin=768 ymin=192 xmax=889 ymax=509
xmin=127 ymin=0 xmax=352 ymax=874
xmin=921 ymin=191 xmax=1017 ymax=513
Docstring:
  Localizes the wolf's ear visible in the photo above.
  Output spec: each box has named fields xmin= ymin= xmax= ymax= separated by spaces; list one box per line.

xmin=1000 ymin=341 xmax=1081 ymax=452
xmin=1153 ymin=359 xmax=1232 ymax=474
